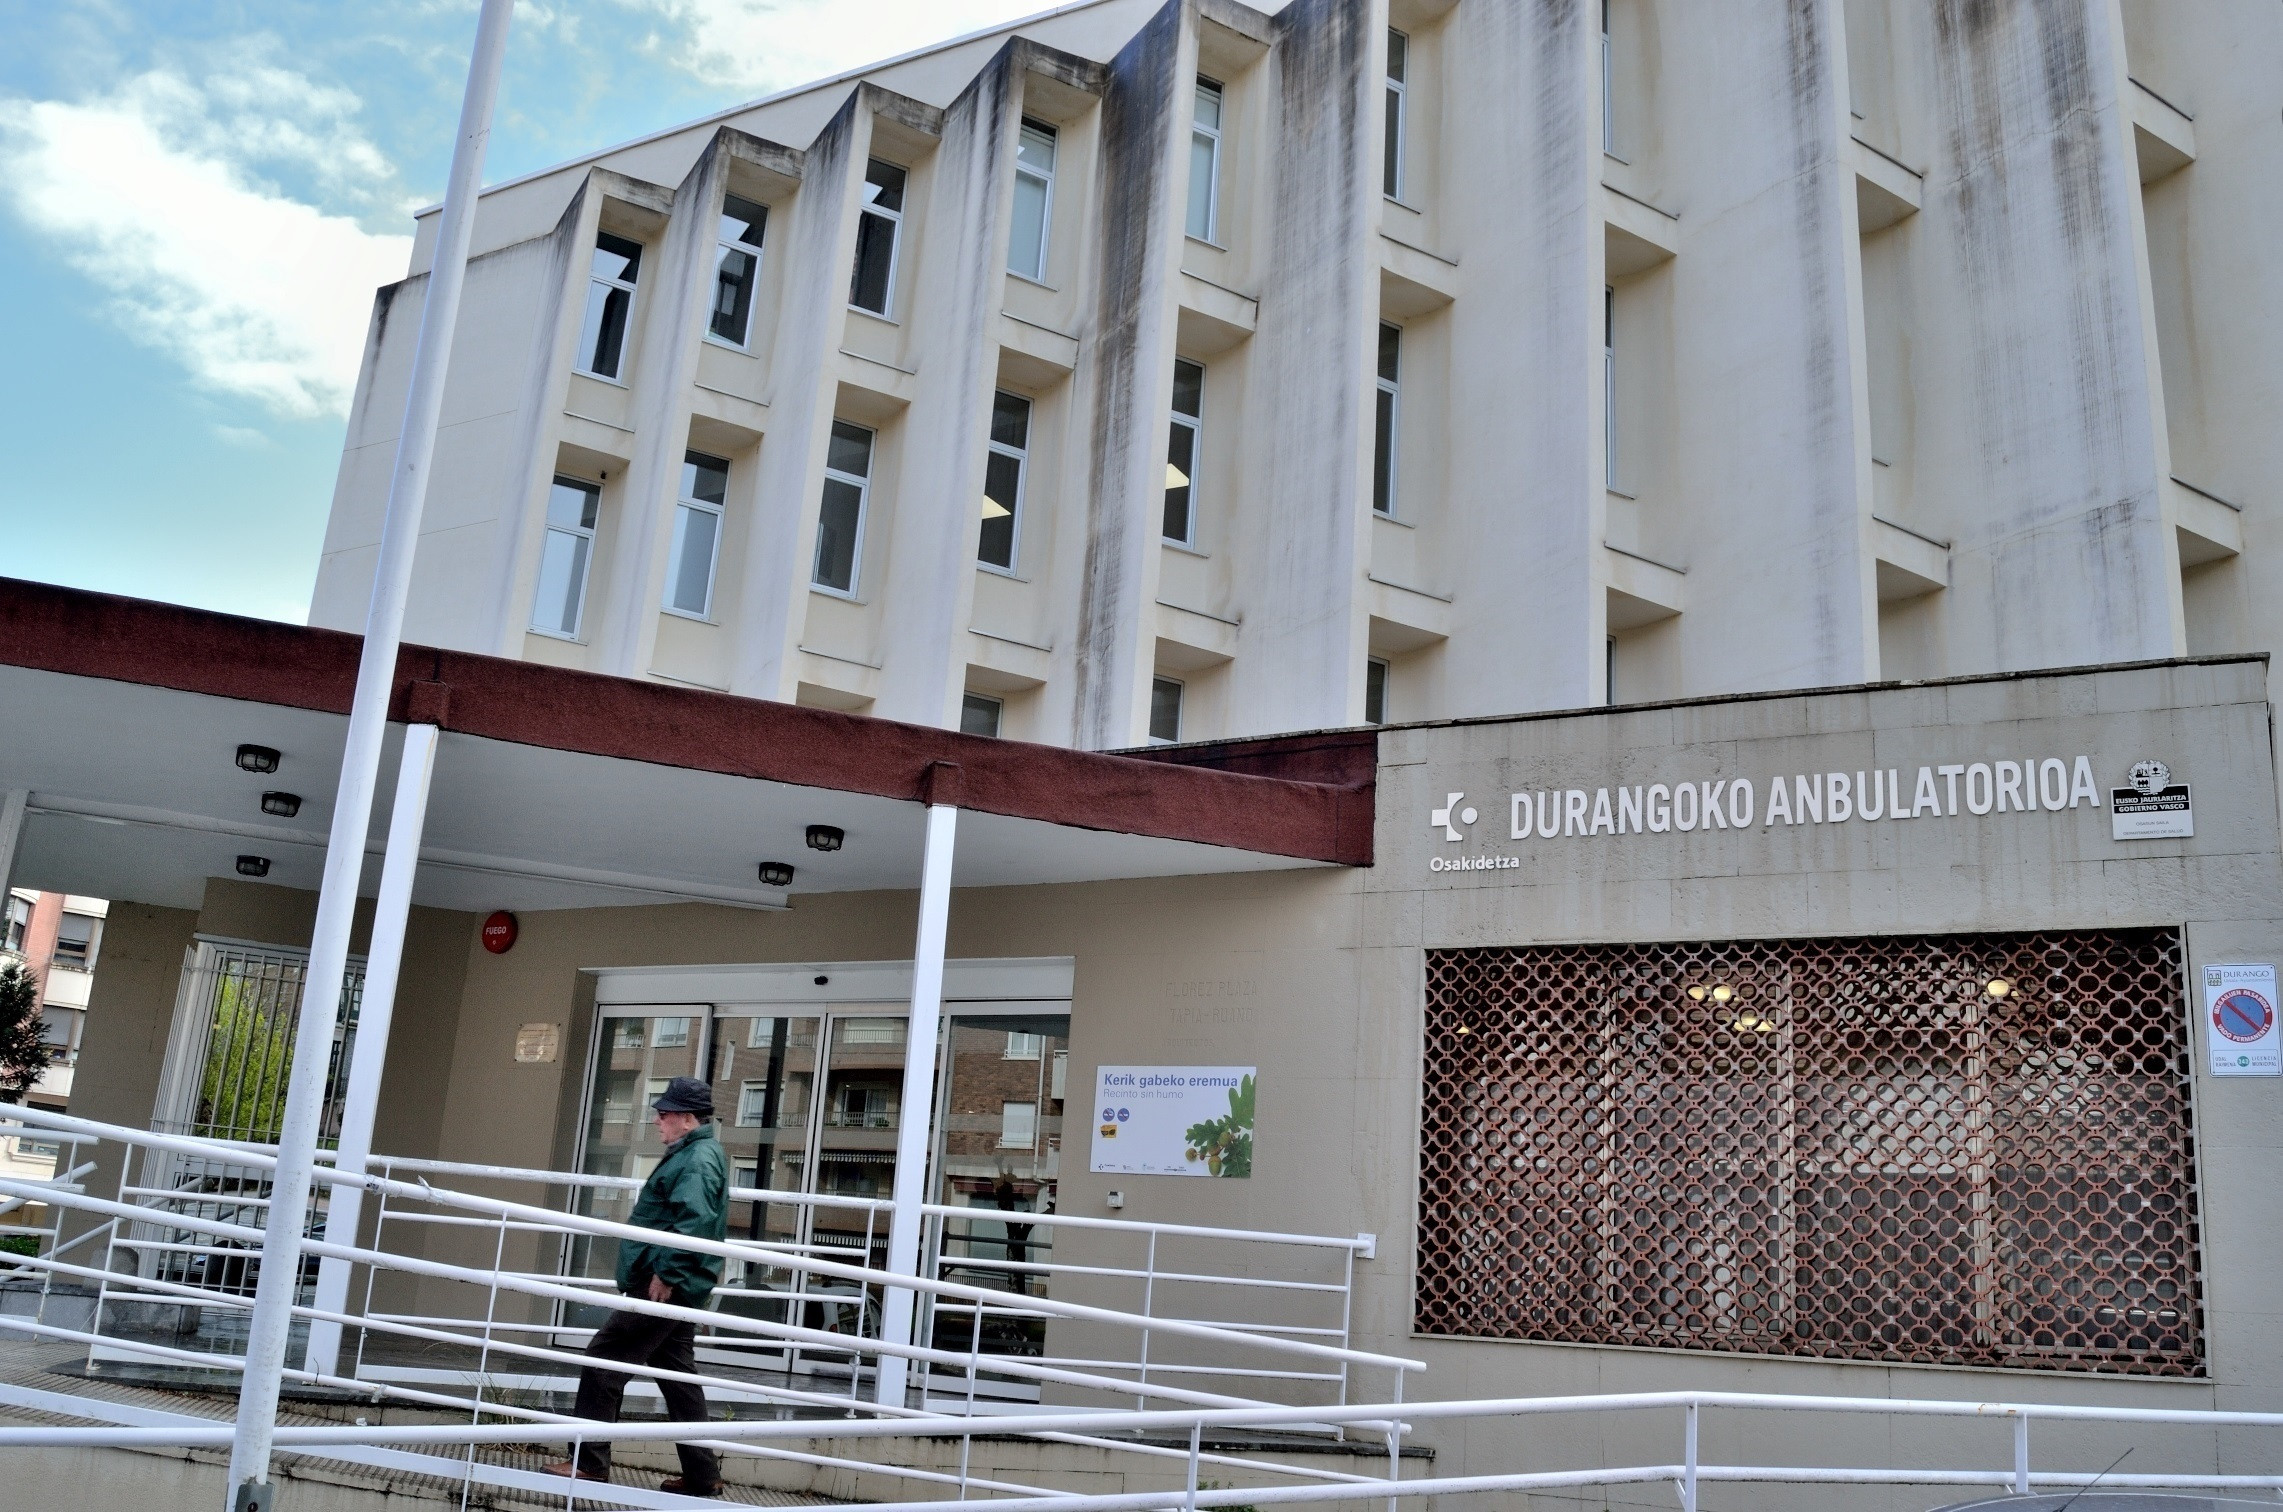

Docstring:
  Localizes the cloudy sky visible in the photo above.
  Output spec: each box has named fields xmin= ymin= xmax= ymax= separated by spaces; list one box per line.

xmin=0 ymin=0 xmax=1047 ymax=622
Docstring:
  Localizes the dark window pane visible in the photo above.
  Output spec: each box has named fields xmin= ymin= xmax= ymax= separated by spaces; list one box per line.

xmin=1163 ymin=421 xmax=1196 ymax=541
xmin=582 ymin=282 xmax=631 ymax=378
xmin=990 ymin=391 xmax=1032 ymax=449
xmin=1379 ymin=322 xmax=1402 ymax=382
xmin=960 ymin=693 xmax=1002 ymax=737
xmin=1384 ymin=87 xmax=1402 ymax=198
xmin=863 ymin=158 xmax=906 ymax=212
xmin=814 ymin=477 xmax=864 ymax=591
xmin=827 ymin=421 xmax=874 ymax=478
xmin=593 ymin=232 xmax=642 ymax=284
xmin=711 ymin=246 xmax=755 ymax=342
xmin=1171 ymin=358 xmax=1204 ymax=417
xmin=548 ymin=477 xmax=600 ymax=530
xmin=1365 ymin=659 xmax=1388 ymax=724
xmin=1386 ymin=28 xmax=1407 ymax=82
xmin=1374 ymin=388 xmax=1396 ymax=514
xmin=682 ymin=451 xmax=729 ymax=506
xmin=850 ymin=211 xmax=897 ymax=313
xmin=1149 ymin=678 xmax=1183 ymax=743
xmin=980 ymin=450 xmax=1021 ymax=569
xmin=720 ymin=194 xmax=767 ymax=248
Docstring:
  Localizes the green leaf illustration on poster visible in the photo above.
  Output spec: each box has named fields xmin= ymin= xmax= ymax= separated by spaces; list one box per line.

xmin=1182 ymin=1073 xmax=1254 ymax=1177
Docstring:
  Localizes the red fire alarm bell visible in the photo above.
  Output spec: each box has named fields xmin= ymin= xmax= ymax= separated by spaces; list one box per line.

xmin=481 ymin=911 xmax=519 ymax=954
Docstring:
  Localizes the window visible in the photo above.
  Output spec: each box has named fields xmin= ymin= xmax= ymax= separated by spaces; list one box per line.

xmin=1164 ymin=358 xmax=1204 ymax=544
xmin=2 ymin=895 xmax=27 ymax=955
xmin=665 ymin=451 xmax=728 ymax=618
xmin=1149 ymin=676 xmax=1184 ymax=744
xmin=813 ymin=421 xmax=875 ymax=595
xmin=737 ymin=1079 xmax=770 ymax=1126
xmin=960 ymin=692 xmax=1003 ymax=737
xmin=532 ymin=477 xmax=601 ymax=638
xmin=1004 ymin=1031 xmax=1044 ymax=1060
xmin=1365 ymin=657 xmax=1390 ymax=725
xmin=1000 ymin=1100 xmax=1039 ymax=1150
xmin=1009 ymin=119 xmax=1057 ymax=280
xmin=652 ymin=1017 xmax=692 ymax=1048
xmin=849 ymin=159 xmax=906 ymax=316
xmin=51 ymin=913 xmax=96 ymax=970
xmin=577 ymin=232 xmax=642 ymax=380
xmin=1374 ymin=322 xmax=1401 ymax=516
xmin=1416 ymin=929 xmax=2206 ymax=1375
xmin=1601 ymin=0 xmax=1613 ymax=154
xmin=1603 ymin=286 xmax=1617 ymax=488
xmin=1384 ymin=29 xmax=1408 ymax=200
xmin=1187 ymin=79 xmax=1224 ymax=241
xmin=835 ymin=1082 xmax=898 ymax=1128
xmin=711 ymin=194 xmax=768 ymax=345
xmin=980 ymin=390 xmax=1032 ymax=571
xmin=613 ymin=1020 xmax=646 ymax=1050
xmin=1606 ymin=635 xmax=1617 ymax=706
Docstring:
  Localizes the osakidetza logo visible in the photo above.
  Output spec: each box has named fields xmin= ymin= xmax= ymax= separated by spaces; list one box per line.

xmin=1427 ymin=792 xmax=1519 ymax=872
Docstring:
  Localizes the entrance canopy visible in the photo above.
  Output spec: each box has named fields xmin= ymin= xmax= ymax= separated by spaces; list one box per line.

xmin=0 ymin=579 xmax=1375 ymax=913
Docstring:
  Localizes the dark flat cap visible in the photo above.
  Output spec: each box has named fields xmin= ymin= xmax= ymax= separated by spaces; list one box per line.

xmin=651 ymin=1076 xmax=714 ymax=1116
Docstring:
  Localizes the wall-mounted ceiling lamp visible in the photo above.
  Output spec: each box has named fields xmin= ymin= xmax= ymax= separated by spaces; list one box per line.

xmin=236 ymin=744 xmax=281 ymax=774
xmin=1686 ymin=983 xmax=1735 ymax=1004
xmin=758 ymin=861 xmax=796 ymax=887
xmin=1731 ymin=1012 xmax=1778 ymax=1034
xmin=235 ymin=855 xmax=272 ymax=878
xmin=806 ymin=825 xmax=845 ymax=852
xmin=1985 ymin=977 xmax=2014 ymax=999
xmin=260 ymin=791 xmax=302 ymax=818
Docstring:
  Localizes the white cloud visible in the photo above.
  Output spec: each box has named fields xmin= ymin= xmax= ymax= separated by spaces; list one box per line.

xmin=622 ymin=0 xmax=1051 ymax=94
xmin=0 ymin=59 xmax=413 ymax=420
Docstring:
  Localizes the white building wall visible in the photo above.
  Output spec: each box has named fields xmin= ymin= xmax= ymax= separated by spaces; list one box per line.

xmin=311 ymin=0 xmax=2283 ymax=754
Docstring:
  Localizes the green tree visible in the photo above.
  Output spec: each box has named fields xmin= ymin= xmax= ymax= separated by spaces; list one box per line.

xmin=195 ymin=980 xmax=293 ymax=1140
xmin=0 ymin=963 xmax=51 ymax=1103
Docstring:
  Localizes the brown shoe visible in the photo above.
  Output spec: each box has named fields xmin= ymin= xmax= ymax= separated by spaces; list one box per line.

xmin=541 ymin=1460 xmax=609 ymax=1482
xmin=660 ymin=1475 xmax=724 ymax=1497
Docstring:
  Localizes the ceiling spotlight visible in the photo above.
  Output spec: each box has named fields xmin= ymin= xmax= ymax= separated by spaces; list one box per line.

xmin=806 ymin=824 xmax=845 ymax=853
xmin=1686 ymin=985 xmax=1707 ymax=1002
xmin=1732 ymin=1012 xmax=1778 ymax=1034
xmin=235 ymin=855 xmax=272 ymax=878
xmin=758 ymin=861 xmax=796 ymax=888
xmin=260 ymin=791 xmax=302 ymax=819
xmin=1985 ymin=978 xmax=2013 ymax=999
xmin=1711 ymin=984 xmax=1734 ymax=1004
xmin=236 ymin=744 xmax=281 ymax=774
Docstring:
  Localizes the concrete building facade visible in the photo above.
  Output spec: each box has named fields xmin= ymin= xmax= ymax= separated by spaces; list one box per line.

xmin=312 ymin=0 xmax=2283 ymax=750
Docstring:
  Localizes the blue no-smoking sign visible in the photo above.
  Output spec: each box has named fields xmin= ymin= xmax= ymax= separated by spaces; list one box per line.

xmin=2203 ymin=964 xmax=2280 ymax=1077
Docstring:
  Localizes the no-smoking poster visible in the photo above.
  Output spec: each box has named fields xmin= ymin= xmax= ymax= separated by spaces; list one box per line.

xmin=2203 ymin=962 xmax=2279 ymax=1077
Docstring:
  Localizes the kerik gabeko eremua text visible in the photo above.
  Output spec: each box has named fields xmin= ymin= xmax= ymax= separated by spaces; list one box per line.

xmin=1498 ymin=755 xmax=2109 ymax=840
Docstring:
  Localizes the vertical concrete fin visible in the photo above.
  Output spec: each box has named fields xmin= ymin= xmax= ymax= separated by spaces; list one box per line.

xmin=871 ymin=47 xmax=1027 ymax=728
xmin=730 ymin=88 xmax=876 ymax=701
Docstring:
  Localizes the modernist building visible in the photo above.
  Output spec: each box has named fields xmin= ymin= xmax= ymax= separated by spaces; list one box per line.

xmin=315 ymin=0 xmax=2281 ymax=752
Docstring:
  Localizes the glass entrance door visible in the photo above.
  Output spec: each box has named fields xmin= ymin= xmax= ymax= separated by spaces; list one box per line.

xmin=567 ymin=1007 xmax=708 ymax=1327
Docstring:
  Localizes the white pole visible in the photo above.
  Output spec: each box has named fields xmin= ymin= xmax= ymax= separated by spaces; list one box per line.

xmin=875 ymin=801 xmax=958 ymax=1408
xmin=225 ymin=2 xmax=511 ymax=1506
xmin=303 ymin=722 xmax=439 ymax=1379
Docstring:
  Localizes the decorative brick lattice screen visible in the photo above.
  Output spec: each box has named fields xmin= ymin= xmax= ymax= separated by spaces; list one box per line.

xmin=1416 ymin=930 xmax=2204 ymax=1375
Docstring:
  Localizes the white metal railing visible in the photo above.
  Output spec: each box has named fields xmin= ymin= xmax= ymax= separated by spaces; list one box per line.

xmin=1 ymin=1105 xmax=2278 ymax=1512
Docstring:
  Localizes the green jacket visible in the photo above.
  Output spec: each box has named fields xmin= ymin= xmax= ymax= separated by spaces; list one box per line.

xmin=615 ymin=1122 xmax=728 ymax=1306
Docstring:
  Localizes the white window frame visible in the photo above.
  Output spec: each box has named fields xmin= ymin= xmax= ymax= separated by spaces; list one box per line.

xmin=1149 ymin=675 xmax=1185 ymax=745
xmin=1009 ymin=118 xmax=1057 ymax=282
xmin=1188 ymin=78 xmax=1225 ymax=243
xmin=1384 ymin=28 xmax=1408 ymax=202
xmin=664 ymin=449 xmax=728 ymax=621
xmin=849 ymin=159 xmax=905 ymax=319
xmin=1164 ymin=358 xmax=1204 ymax=546
xmin=961 ymin=691 xmax=1004 ymax=738
xmin=707 ymin=195 xmax=767 ymax=349
xmin=980 ymin=390 xmax=1031 ymax=575
xmin=1604 ymin=285 xmax=1618 ymax=489
xmin=1374 ymin=321 xmax=1402 ymax=517
xmin=999 ymin=1099 xmax=1039 ymax=1150
xmin=812 ymin=421 xmax=875 ymax=598
xmin=1365 ymin=656 xmax=1391 ymax=725
xmin=576 ymin=232 xmax=641 ymax=383
xmin=531 ymin=475 xmax=601 ymax=642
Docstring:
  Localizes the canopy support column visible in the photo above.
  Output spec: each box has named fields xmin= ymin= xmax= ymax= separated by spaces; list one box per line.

xmin=875 ymin=769 xmax=960 ymax=1408
xmin=225 ymin=3 xmax=509 ymax=1505
xmin=0 ymin=789 xmax=27 ymax=900
xmin=304 ymin=722 xmax=440 ymax=1379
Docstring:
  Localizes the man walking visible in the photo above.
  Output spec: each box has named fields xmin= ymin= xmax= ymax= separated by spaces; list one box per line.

xmin=546 ymin=1076 xmax=729 ymax=1495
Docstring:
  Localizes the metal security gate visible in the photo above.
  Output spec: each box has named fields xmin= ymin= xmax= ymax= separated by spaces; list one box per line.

xmin=1416 ymin=928 xmax=2205 ymax=1376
